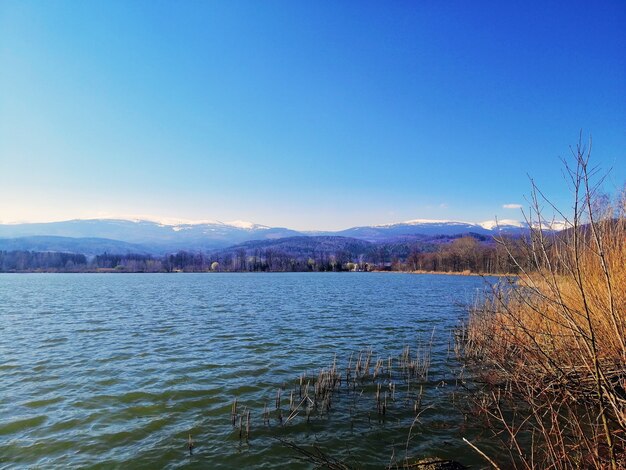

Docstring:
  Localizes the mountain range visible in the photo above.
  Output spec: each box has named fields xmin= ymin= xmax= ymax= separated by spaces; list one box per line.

xmin=0 ymin=217 xmax=560 ymax=256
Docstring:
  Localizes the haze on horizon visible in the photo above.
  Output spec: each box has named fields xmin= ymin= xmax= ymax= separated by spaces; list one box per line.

xmin=1 ymin=1 xmax=625 ymax=232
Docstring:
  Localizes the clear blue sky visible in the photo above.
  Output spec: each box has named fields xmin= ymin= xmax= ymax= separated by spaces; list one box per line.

xmin=1 ymin=1 xmax=624 ymax=230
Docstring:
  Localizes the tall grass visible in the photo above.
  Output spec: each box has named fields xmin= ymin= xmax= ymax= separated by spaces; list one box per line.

xmin=461 ymin=142 xmax=625 ymax=469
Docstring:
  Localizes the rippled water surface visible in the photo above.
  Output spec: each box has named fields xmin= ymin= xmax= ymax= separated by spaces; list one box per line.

xmin=0 ymin=273 xmax=499 ymax=468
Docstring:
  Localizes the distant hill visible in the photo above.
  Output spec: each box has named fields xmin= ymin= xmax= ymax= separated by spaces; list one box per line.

xmin=0 ymin=217 xmax=562 ymax=255
xmin=213 ymin=236 xmax=373 ymax=258
xmin=0 ymin=236 xmax=151 ymax=256
xmin=208 ymin=233 xmax=490 ymax=267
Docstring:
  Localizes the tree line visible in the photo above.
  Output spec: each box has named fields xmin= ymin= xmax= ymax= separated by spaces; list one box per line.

xmin=0 ymin=251 xmax=88 ymax=272
xmin=0 ymin=235 xmax=536 ymax=274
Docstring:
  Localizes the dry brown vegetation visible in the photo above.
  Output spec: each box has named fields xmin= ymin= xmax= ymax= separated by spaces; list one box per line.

xmin=460 ymin=142 xmax=626 ymax=468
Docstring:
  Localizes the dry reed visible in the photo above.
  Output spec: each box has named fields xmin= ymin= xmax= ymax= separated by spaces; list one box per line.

xmin=460 ymin=143 xmax=626 ymax=469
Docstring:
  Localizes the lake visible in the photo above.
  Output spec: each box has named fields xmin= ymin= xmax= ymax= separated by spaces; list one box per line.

xmin=0 ymin=273 xmax=501 ymax=468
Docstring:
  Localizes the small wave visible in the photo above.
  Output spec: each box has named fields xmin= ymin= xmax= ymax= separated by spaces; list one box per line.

xmin=23 ymin=397 xmax=64 ymax=408
xmin=0 ymin=415 xmax=47 ymax=435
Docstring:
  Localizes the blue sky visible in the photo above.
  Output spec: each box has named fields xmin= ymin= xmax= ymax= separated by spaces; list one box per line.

xmin=1 ymin=1 xmax=624 ymax=230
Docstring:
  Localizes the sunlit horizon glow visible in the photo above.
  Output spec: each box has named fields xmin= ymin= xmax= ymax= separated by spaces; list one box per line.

xmin=1 ymin=1 xmax=624 ymax=231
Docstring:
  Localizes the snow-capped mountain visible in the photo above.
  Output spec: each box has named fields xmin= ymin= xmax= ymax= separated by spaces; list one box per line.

xmin=479 ymin=219 xmax=569 ymax=232
xmin=0 ymin=219 xmax=300 ymax=253
xmin=327 ymin=218 xmax=530 ymax=241
xmin=0 ymin=217 xmax=563 ymax=254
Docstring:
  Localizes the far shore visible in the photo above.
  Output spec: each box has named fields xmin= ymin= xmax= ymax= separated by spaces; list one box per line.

xmin=372 ymin=269 xmax=516 ymax=277
xmin=1 ymin=269 xmax=517 ymax=276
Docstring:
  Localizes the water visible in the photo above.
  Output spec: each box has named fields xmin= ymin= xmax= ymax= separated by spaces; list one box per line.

xmin=0 ymin=273 xmax=500 ymax=468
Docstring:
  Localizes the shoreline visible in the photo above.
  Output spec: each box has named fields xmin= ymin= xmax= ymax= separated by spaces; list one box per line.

xmin=1 ymin=269 xmax=517 ymax=276
xmin=372 ymin=269 xmax=515 ymax=277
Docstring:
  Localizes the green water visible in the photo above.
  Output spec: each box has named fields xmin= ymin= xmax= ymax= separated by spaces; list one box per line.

xmin=0 ymin=273 xmax=501 ymax=468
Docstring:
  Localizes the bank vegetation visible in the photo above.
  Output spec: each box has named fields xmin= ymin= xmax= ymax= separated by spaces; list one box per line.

xmin=460 ymin=144 xmax=625 ymax=469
